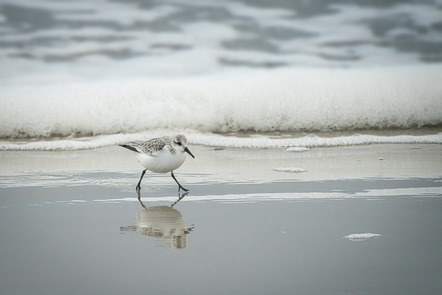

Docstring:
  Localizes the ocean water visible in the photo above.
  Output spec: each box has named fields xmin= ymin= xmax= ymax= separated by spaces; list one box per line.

xmin=1 ymin=0 xmax=442 ymax=150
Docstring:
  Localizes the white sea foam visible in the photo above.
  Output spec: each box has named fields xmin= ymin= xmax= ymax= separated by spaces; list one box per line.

xmin=1 ymin=132 xmax=442 ymax=151
xmin=1 ymin=65 xmax=441 ymax=141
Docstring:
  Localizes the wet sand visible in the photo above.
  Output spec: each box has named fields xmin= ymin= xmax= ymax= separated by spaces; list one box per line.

xmin=1 ymin=144 xmax=441 ymax=295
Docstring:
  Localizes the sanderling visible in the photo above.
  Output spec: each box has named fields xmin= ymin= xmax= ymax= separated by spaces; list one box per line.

xmin=120 ymin=134 xmax=195 ymax=192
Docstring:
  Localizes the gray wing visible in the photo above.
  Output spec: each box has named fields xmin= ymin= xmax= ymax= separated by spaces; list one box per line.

xmin=131 ymin=136 xmax=170 ymax=155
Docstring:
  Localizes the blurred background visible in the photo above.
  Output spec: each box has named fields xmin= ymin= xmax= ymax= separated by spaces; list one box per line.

xmin=2 ymin=0 xmax=441 ymax=75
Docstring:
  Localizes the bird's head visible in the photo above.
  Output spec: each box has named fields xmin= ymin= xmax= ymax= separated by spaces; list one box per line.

xmin=173 ymin=134 xmax=195 ymax=158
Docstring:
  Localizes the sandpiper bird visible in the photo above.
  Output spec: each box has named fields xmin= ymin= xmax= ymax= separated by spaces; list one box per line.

xmin=120 ymin=134 xmax=195 ymax=192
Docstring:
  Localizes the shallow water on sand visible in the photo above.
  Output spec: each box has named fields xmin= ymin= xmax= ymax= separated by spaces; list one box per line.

xmin=0 ymin=144 xmax=441 ymax=294
xmin=1 ymin=184 xmax=442 ymax=295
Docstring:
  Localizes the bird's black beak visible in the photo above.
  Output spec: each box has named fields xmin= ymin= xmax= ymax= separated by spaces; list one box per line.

xmin=184 ymin=147 xmax=195 ymax=158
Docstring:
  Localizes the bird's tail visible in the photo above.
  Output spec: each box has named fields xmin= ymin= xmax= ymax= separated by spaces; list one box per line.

xmin=120 ymin=145 xmax=139 ymax=153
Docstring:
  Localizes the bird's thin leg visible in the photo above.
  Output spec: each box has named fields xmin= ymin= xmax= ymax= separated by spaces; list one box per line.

xmin=136 ymin=169 xmax=147 ymax=192
xmin=171 ymin=171 xmax=189 ymax=192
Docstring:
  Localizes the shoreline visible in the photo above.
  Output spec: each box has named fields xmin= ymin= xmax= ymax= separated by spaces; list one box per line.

xmin=1 ymin=143 xmax=441 ymax=187
xmin=1 ymin=127 xmax=442 ymax=151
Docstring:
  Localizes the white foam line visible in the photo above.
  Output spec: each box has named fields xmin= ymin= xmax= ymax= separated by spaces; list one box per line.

xmin=189 ymin=133 xmax=442 ymax=148
xmin=16 ymin=186 xmax=440 ymax=207
xmin=2 ymin=132 xmax=442 ymax=151
xmin=92 ymin=187 xmax=442 ymax=204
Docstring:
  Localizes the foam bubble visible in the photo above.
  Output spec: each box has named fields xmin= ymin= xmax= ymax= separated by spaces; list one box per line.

xmin=286 ymin=147 xmax=310 ymax=152
xmin=345 ymin=233 xmax=382 ymax=241
xmin=273 ymin=168 xmax=307 ymax=173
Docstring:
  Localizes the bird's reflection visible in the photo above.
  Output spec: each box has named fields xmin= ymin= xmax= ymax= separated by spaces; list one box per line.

xmin=121 ymin=192 xmax=194 ymax=249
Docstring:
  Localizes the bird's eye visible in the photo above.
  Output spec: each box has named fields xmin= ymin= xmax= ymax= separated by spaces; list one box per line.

xmin=176 ymin=141 xmax=182 ymax=146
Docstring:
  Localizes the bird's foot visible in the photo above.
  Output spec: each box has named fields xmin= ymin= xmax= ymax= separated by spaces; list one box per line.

xmin=179 ymin=186 xmax=189 ymax=193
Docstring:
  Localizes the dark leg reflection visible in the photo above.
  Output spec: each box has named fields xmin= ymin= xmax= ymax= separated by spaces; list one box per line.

xmin=137 ymin=190 xmax=188 ymax=208
xmin=121 ymin=190 xmax=194 ymax=249
xmin=171 ymin=192 xmax=188 ymax=207
xmin=137 ymin=189 xmax=147 ymax=209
